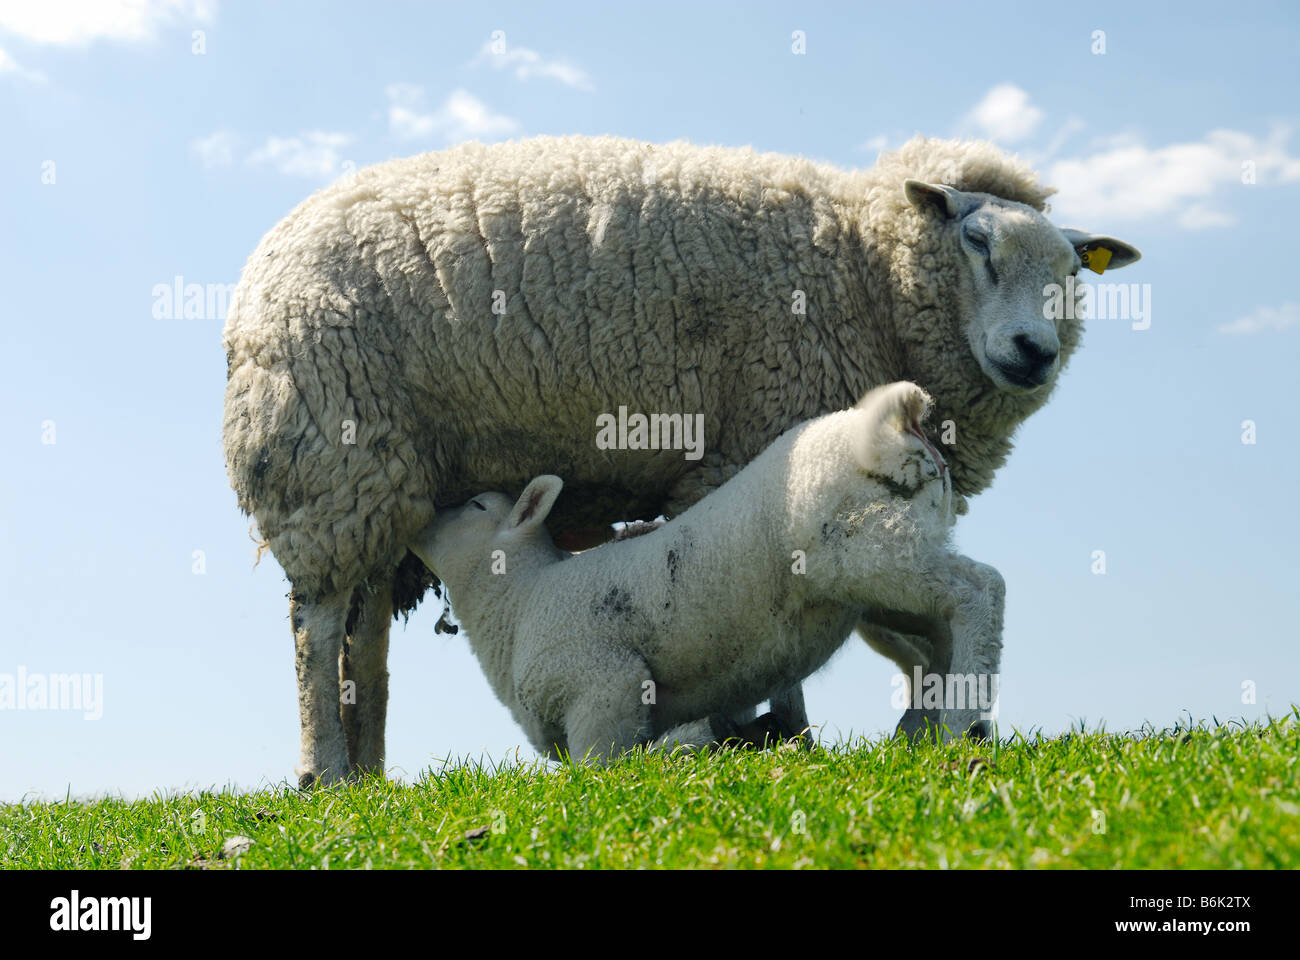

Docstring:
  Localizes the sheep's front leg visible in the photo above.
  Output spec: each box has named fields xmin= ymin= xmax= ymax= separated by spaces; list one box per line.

xmin=766 ymin=684 xmax=815 ymax=749
xmin=290 ymin=590 xmax=352 ymax=787
xmin=860 ymin=620 xmax=933 ymax=678
xmin=340 ymin=583 xmax=393 ymax=777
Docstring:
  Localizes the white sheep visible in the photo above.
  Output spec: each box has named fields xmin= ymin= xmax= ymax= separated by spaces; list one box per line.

xmin=411 ymin=383 xmax=1004 ymax=761
xmin=222 ymin=134 xmax=1138 ymax=783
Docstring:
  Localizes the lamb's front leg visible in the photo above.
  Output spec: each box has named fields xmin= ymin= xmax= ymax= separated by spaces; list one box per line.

xmin=855 ymin=555 xmax=1003 ymax=743
xmin=562 ymin=651 xmax=657 ymax=764
xmin=891 ymin=555 xmax=1004 ymax=742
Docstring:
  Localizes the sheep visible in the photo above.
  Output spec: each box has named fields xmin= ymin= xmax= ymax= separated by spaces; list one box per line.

xmin=221 ymin=134 xmax=1140 ymax=784
xmin=409 ymin=382 xmax=1002 ymax=761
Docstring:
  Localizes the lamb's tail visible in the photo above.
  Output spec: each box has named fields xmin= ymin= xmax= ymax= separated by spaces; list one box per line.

xmin=852 ymin=381 xmax=952 ymax=517
xmin=854 ymin=380 xmax=931 ymax=432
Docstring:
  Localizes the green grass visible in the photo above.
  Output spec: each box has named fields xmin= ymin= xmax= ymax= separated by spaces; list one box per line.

xmin=4 ymin=713 xmax=1298 ymax=869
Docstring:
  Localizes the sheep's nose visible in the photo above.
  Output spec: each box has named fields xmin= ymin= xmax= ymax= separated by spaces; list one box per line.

xmin=1009 ymin=333 xmax=1058 ymax=383
xmin=1013 ymin=333 xmax=1057 ymax=370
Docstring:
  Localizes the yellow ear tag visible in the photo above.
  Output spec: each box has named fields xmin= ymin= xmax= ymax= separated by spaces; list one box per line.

xmin=1081 ymin=246 xmax=1112 ymax=275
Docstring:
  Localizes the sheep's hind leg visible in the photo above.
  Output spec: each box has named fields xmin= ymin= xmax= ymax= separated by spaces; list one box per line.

xmin=290 ymin=589 xmax=352 ymax=788
xmin=340 ymin=581 xmax=393 ymax=778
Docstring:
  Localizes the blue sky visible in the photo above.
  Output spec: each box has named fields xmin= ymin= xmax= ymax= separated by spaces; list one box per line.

xmin=1 ymin=1 xmax=1297 ymax=801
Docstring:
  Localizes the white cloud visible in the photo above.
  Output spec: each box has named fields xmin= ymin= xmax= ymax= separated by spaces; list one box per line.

xmin=0 ymin=44 xmax=44 ymax=81
xmin=386 ymin=84 xmax=517 ymax=143
xmin=1177 ymin=204 xmax=1237 ymax=230
xmin=246 ymin=131 xmax=351 ymax=179
xmin=189 ymin=129 xmax=239 ymax=168
xmin=1047 ymin=125 xmax=1300 ymax=228
xmin=1217 ymin=302 xmax=1300 ymax=335
xmin=474 ymin=40 xmax=592 ymax=91
xmin=962 ymin=83 xmax=1043 ymax=144
xmin=0 ymin=0 xmax=215 ymax=46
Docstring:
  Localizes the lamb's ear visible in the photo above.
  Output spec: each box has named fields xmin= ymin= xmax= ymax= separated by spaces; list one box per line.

xmin=1060 ymin=228 xmax=1142 ymax=273
xmin=507 ymin=475 xmax=563 ymax=531
xmin=904 ymin=179 xmax=975 ymax=219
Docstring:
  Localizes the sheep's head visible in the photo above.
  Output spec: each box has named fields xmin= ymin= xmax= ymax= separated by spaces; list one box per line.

xmin=904 ymin=180 xmax=1141 ymax=395
xmin=410 ymin=475 xmax=565 ymax=588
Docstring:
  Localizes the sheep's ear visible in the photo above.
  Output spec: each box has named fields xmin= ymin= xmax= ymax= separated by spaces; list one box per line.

xmin=904 ymin=179 xmax=974 ymax=219
xmin=1060 ymin=228 xmax=1142 ymax=273
xmin=507 ymin=475 xmax=563 ymax=531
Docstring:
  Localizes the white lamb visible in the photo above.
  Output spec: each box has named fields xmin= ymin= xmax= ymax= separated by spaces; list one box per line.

xmin=411 ymin=382 xmax=1004 ymax=760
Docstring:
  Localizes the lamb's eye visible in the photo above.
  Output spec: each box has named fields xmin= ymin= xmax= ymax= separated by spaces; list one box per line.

xmin=471 ymin=500 xmax=487 ymax=511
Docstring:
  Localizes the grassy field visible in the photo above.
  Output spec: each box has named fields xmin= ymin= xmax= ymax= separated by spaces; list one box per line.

xmin=3 ymin=713 xmax=1297 ymax=869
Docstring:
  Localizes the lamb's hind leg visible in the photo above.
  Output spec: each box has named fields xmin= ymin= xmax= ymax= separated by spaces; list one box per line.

xmin=340 ymin=582 xmax=393 ymax=778
xmin=290 ymin=589 xmax=352 ymax=787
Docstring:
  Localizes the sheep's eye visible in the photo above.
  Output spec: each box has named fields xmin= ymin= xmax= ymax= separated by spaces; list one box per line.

xmin=471 ymin=500 xmax=487 ymax=511
xmin=962 ymin=225 xmax=990 ymax=255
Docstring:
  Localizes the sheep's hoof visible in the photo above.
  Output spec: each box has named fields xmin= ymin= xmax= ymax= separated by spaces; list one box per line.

xmin=297 ymin=767 xmax=354 ymax=790
xmin=707 ymin=712 xmax=742 ymax=746
xmin=731 ymin=712 xmax=809 ymax=751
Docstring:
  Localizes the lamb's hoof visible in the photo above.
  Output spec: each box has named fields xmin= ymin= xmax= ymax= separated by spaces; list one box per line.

xmin=895 ymin=711 xmax=991 ymax=744
xmin=298 ymin=771 xmax=318 ymax=791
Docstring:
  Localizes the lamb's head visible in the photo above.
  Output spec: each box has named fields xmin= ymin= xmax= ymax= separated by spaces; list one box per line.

xmin=410 ymin=475 xmax=565 ymax=589
xmin=904 ymin=180 xmax=1141 ymax=395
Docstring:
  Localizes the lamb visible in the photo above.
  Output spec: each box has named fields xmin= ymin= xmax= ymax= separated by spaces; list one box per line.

xmin=410 ymin=382 xmax=1004 ymax=761
xmin=221 ymin=134 xmax=1140 ymax=784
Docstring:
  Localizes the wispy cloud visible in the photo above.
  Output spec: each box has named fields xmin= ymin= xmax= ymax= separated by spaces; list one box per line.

xmin=473 ymin=39 xmax=592 ymax=91
xmin=245 ymin=131 xmax=351 ymax=179
xmin=0 ymin=45 xmax=44 ymax=82
xmin=386 ymin=84 xmax=517 ymax=142
xmin=1217 ymin=302 xmax=1300 ymax=335
xmin=856 ymin=134 xmax=891 ymax=155
xmin=189 ymin=129 xmax=239 ymax=168
xmin=1047 ymin=125 xmax=1300 ymax=228
xmin=0 ymin=0 xmax=215 ymax=46
xmin=961 ymin=83 xmax=1043 ymax=144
